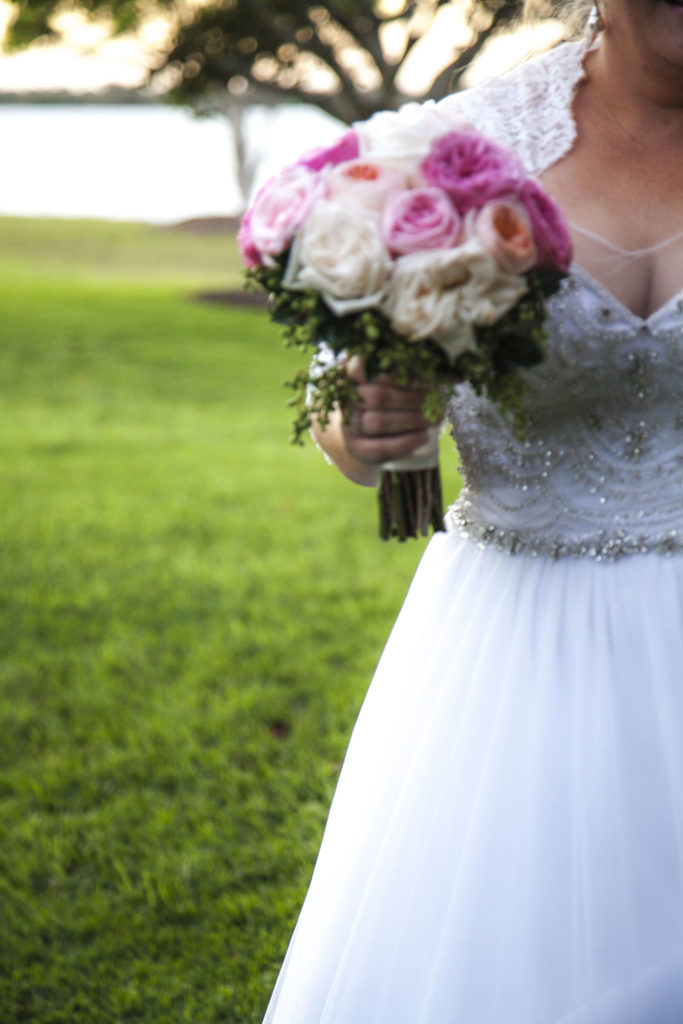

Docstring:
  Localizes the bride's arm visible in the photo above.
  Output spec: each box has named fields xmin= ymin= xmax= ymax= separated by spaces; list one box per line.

xmin=311 ymin=356 xmax=433 ymax=487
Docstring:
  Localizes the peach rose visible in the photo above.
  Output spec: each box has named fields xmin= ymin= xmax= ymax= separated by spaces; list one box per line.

xmin=468 ymin=200 xmax=537 ymax=275
xmin=326 ymin=159 xmax=410 ymax=212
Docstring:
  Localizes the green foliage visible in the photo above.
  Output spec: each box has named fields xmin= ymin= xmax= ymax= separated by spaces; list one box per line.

xmin=457 ymin=267 xmax=561 ymax=434
xmin=4 ymin=0 xmax=175 ymax=50
xmin=0 ymin=216 xmax=461 ymax=1023
xmin=248 ymin=262 xmax=452 ymax=444
xmin=247 ymin=261 xmax=561 ymax=447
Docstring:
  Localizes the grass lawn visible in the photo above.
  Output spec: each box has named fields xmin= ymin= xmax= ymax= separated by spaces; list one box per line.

xmin=0 ymin=216 xmax=461 ymax=1023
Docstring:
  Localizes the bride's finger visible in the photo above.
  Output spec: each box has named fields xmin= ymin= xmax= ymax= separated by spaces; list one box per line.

xmin=346 ymin=358 xmax=429 ymax=404
xmin=346 ymin=354 xmax=367 ymax=384
xmin=347 ymin=409 xmax=431 ymax=437
xmin=354 ymin=382 xmax=429 ymax=411
xmin=345 ymin=429 xmax=431 ymax=465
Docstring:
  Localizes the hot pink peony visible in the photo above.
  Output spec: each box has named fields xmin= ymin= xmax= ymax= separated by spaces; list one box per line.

xmin=381 ymin=187 xmax=462 ymax=255
xmin=519 ymin=180 xmax=573 ymax=271
xmin=297 ymin=130 xmax=359 ymax=172
xmin=421 ymin=131 xmax=525 ymax=215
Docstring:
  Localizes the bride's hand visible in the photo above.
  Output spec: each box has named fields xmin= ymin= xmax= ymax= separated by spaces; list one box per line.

xmin=342 ymin=355 xmax=433 ymax=466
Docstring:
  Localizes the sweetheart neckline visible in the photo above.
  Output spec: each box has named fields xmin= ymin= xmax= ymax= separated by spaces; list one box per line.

xmin=570 ymin=263 xmax=683 ymax=326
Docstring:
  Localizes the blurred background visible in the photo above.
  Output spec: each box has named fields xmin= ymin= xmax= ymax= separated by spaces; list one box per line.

xmin=0 ymin=2 xmax=561 ymax=1021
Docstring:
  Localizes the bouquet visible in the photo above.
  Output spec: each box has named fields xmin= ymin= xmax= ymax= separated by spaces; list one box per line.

xmin=239 ymin=102 xmax=572 ymax=541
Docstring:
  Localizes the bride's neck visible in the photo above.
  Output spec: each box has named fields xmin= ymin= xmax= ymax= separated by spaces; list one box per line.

xmin=587 ymin=35 xmax=683 ymax=141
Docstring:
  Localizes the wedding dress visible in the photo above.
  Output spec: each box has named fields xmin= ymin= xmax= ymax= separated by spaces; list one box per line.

xmin=262 ymin=40 xmax=683 ymax=1024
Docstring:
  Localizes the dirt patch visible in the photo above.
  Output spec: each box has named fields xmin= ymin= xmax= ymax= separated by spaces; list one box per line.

xmin=194 ymin=289 xmax=268 ymax=308
xmin=164 ymin=216 xmax=241 ymax=235
xmin=165 ymin=218 xmax=268 ymax=307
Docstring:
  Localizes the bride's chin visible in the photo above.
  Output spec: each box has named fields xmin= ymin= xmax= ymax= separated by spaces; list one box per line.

xmin=655 ymin=0 xmax=683 ymax=21
xmin=645 ymin=1 xmax=683 ymax=65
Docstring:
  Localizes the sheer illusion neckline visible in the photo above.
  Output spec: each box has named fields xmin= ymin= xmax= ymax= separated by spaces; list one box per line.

xmin=555 ymin=54 xmax=683 ymax=322
xmin=571 ymin=262 xmax=683 ymax=326
xmin=570 ymin=221 xmax=683 ymax=258
xmin=569 ymin=221 xmax=683 ymax=320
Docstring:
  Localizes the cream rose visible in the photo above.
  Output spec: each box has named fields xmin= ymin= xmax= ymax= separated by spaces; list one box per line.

xmin=454 ymin=238 xmax=528 ymax=326
xmin=382 ymin=239 xmax=527 ymax=361
xmin=283 ymin=199 xmax=392 ymax=315
xmin=467 ymin=200 xmax=537 ymax=275
xmin=382 ymin=246 xmax=474 ymax=361
xmin=354 ymin=101 xmax=472 ymax=179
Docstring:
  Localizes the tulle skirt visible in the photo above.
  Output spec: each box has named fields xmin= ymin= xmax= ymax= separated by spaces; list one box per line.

xmin=263 ymin=530 xmax=683 ymax=1023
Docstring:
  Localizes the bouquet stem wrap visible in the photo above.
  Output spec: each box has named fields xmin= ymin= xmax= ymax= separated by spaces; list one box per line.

xmin=378 ymin=427 xmax=444 ymax=541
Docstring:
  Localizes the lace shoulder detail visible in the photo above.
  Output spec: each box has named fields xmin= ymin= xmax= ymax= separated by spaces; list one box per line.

xmin=436 ymin=40 xmax=588 ymax=177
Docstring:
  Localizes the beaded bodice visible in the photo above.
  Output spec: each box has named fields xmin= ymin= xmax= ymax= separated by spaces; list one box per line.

xmin=446 ymin=270 xmax=683 ymax=559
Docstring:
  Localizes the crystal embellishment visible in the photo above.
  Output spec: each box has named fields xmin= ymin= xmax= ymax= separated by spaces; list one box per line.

xmin=445 ymin=271 xmax=683 ymax=562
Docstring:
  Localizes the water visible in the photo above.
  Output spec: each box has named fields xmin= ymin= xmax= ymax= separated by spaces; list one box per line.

xmin=0 ymin=103 xmax=344 ymax=223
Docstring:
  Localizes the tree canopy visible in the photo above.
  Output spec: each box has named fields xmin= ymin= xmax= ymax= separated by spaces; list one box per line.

xmin=5 ymin=1 xmax=525 ymax=121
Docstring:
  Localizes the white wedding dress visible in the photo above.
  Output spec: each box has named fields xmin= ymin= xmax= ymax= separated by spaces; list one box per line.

xmin=262 ymin=41 xmax=683 ymax=1024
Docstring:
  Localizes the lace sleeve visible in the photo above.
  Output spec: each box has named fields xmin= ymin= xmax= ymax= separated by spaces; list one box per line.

xmin=436 ymin=40 xmax=587 ymax=177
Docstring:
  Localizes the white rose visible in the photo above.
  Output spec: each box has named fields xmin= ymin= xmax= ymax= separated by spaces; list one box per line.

xmin=454 ymin=238 xmax=528 ymax=325
xmin=383 ymin=249 xmax=473 ymax=361
xmin=283 ymin=199 xmax=392 ymax=315
xmin=354 ymin=100 xmax=472 ymax=179
xmin=382 ymin=239 xmax=527 ymax=362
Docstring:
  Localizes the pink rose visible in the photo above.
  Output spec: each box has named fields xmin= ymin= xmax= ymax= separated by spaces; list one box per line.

xmin=469 ymin=200 xmax=537 ymax=275
xmin=246 ymin=164 xmax=319 ymax=267
xmin=237 ymin=206 xmax=260 ymax=268
xmin=421 ymin=131 xmax=525 ymax=215
xmin=297 ymin=130 xmax=359 ymax=172
xmin=519 ymin=180 xmax=573 ymax=271
xmin=381 ymin=187 xmax=462 ymax=256
xmin=326 ymin=159 xmax=409 ymax=212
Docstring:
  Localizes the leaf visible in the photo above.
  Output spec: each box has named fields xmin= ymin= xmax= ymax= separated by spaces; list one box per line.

xmin=532 ymin=267 xmax=568 ymax=298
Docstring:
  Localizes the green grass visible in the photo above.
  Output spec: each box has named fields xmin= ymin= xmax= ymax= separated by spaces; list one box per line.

xmin=0 ymin=216 xmax=244 ymax=288
xmin=0 ymin=216 xmax=461 ymax=1023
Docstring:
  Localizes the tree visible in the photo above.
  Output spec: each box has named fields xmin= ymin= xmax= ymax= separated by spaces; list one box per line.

xmin=5 ymin=1 xmax=524 ymax=122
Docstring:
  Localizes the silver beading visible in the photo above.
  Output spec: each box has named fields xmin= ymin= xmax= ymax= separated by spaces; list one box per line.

xmin=445 ymin=271 xmax=683 ymax=563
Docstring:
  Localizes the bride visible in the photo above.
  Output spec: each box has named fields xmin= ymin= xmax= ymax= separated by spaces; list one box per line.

xmin=263 ymin=1 xmax=683 ymax=1021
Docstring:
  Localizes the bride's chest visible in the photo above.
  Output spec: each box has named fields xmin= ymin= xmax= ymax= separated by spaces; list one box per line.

xmin=539 ymin=141 xmax=683 ymax=319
